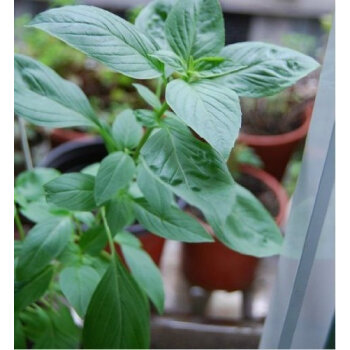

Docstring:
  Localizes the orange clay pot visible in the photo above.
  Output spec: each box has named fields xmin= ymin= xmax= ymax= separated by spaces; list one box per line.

xmin=238 ymin=102 xmax=313 ymax=180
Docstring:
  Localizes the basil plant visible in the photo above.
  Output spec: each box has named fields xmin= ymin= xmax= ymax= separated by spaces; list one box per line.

xmin=14 ymin=0 xmax=319 ymax=348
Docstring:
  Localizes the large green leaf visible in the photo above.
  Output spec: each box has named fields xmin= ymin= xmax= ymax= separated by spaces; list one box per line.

xmin=141 ymin=118 xmax=245 ymax=247
xmin=45 ymin=173 xmax=96 ymax=211
xmin=213 ymin=42 xmax=320 ymax=97
xmin=133 ymin=197 xmax=212 ymax=242
xmin=94 ymin=152 xmax=136 ymax=206
xmin=166 ymin=79 xmax=241 ymax=159
xmin=112 ymin=109 xmax=143 ymax=150
xmin=141 ymin=118 xmax=236 ymax=221
xmin=135 ymin=0 xmax=173 ymax=49
xmin=120 ymin=235 xmax=165 ymax=313
xmin=20 ymin=306 xmax=81 ymax=349
xmin=59 ymin=265 xmax=100 ymax=317
xmin=14 ymin=266 xmax=54 ymax=311
xmin=16 ymin=217 xmax=73 ymax=280
xmin=82 ymin=256 xmax=150 ymax=349
xmin=14 ymin=54 xmax=97 ymax=127
xmin=30 ymin=5 xmax=162 ymax=79
xmin=209 ymin=184 xmax=284 ymax=256
xmin=165 ymin=0 xmax=224 ymax=61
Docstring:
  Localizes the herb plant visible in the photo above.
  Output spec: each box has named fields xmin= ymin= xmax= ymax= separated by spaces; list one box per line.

xmin=14 ymin=0 xmax=319 ymax=348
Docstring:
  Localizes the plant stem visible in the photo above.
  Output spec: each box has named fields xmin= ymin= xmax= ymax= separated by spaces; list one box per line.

xmin=18 ymin=118 xmax=33 ymax=170
xmin=155 ymin=102 xmax=169 ymax=122
xmin=15 ymin=206 xmax=25 ymax=241
xmin=101 ymin=207 xmax=116 ymax=257
xmin=156 ymin=78 xmax=163 ymax=99
xmin=133 ymin=128 xmax=153 ymax=160
xmin=98 ymin=126 xmax=117 ymax=154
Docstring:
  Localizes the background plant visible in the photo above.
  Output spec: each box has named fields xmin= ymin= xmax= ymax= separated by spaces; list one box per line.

xmin=14 ymin=0 xmax=319 ymax=348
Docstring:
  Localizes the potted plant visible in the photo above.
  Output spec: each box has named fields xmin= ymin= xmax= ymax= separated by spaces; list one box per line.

xmin=14 ymin=0 xmax=319 ymax=348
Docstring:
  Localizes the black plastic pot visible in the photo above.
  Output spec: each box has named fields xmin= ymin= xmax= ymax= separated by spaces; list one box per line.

xmin=39 ymin=137 xmax=106 ymax=172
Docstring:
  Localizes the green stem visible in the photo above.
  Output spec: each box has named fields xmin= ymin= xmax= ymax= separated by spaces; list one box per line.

xmin=155 ymin=102 xmax=169 ymax=122
xmin=101 ymin=207 xmax=116 ymax=257
xmin=134 ymin=128 xmax=153 ymax=160
xmin=156 ymin=78 xmax=163 ymax=99
xmin=15 ymin=206 xmax=25 ymax=241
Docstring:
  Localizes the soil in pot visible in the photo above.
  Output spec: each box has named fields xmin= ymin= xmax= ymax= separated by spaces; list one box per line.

xmin=182 ymin=166 xmax=288 ymax=292
xmin=238 ymin=99 xmax=314 ymax=181
xmin=240 ymin=97 xmax=311 ymax=136
xmin=39 ymin=138 xmax=167 ymax=266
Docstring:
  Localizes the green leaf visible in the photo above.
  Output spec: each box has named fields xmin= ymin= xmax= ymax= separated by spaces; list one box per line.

xmin=16 ymin=217 xmax=73 ymax=280
xmin=121 ymin=238 xmax=165 ymax=313
xmin=193 ymin=57 xmax=246 ymax=78
xmin=114 ymin=230 xmax=141 ymax=248
xmin=134 ymin=109 xmax=158 ymax=128
xmin=166 ymin=79 xmax=241 ymax=159
xmin=15 ymin=168 xmax=60 ymax=205
xmin=106 ymin=196 xmax=135 ymax=235
xmin=135 ymin=0 xmax=173 ymax=49
xmin=30 ymin=5 xmax=162 ymax=79
xmin=150 ymin=49 xmax=185 ymax=72
xmin=14 ymin=54 xmax=97 ymax=127
xmin=210 ymin=184 xmax=283 ymax=256
xmin=133 ymin=197 xmax=212 ymax=242
xmin=79 ymin=225 xmax=108 ymax=255
xmin=57 ymin=241 xmax=81 ymax=266
xmin=73 ymin=211 xmax=95 ymax=227
xmin=59 ymin=265 xmax=100 ymax=317
xmin=213 ymin=42 xmax=320 ymax=97
xmin=82 ymin=256 xmax=150 ymax=349
xmin=21 ymin=306 xmax=81 ymax=349
xmin=45 ymin=173 xmax=96 ymax=211
xmin=20 ymin=201 xmax=69 ymax=223
xmin=15 ymin=266 xmax=54 ymax=311
xmin=14 ymin=315 xmax=26 ymax=349
xmin=165 ymin=0 xmax=224 ymax=61
xmin=81 ymin=162 xmax=100 ymax=176
xmin=133 ymin=83 xmax=161 ymax=109
xmin=141 ymin=117 xmax=237 ymax=238
xmin=94 ymin=152 xmax=136 ymax=206
xmin=112 ymin=109 xmax=143 ymax=150
xmin=137 ymin=161 xmax=175 ymax=213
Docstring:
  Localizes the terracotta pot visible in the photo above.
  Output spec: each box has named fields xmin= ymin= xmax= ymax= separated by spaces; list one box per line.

xmin=49 ymin=128 xmax=92 ymax=148
xmin=238 ymin=102 xmax=313 ymax=180
xmin=182 ymin=165 xmax=288 ymax=292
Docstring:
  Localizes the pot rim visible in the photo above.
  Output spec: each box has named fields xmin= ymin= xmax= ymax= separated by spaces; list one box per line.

xmin=50 ymin=127 xmax=92 ymax=140
xmin=238 ymin=101 xmax=313 ymax=147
